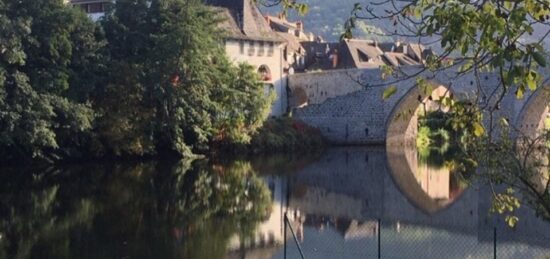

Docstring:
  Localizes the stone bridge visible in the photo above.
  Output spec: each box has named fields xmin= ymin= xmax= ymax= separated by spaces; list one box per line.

xmin=289 ymin=68 xmax=549 ymax=145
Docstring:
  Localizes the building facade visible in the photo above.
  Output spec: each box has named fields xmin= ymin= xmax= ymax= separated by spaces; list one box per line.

xmin=69 ymin=0 xmax=292 ymax=116
xmin=208 ymin=0 xmax=289 ymax=116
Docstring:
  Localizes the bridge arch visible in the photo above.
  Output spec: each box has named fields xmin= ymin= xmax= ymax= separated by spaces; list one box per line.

xmin=514 ymin=85 xmax=549 ymax=194
xmin=515 ymin=85 xmax=549 ymax=139
xmin=386 ymin=82 xmax=452 ymax=146
xmin=386 ymin=146 xmax=466 ymax=214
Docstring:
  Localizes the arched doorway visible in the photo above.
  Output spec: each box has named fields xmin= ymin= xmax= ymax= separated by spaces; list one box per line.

xmin=258 ymin=65 xmax=272 ymax=82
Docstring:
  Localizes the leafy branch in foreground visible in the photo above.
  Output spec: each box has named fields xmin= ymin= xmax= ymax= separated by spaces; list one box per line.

xmin=346 ymin=1 xmax=550 ymax=103
xmin=343 ymin=0 xmax=550 ymax=221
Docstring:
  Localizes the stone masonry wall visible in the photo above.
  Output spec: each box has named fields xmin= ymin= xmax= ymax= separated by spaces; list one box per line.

xmin=288 ymin=67 xmax=546 ymax=144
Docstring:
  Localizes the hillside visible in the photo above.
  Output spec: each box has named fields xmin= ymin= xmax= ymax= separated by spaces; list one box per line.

xmin=261 ymin=1 xmax=550 ymax=49
xmin=260 ymin=0 xmax=399 ymax=42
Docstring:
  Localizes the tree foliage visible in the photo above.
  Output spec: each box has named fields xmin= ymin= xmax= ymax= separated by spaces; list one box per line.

xmin=0 ymin=0 xmax=274 ymax=162
xmin=0 ymin=0 xmax=102 ymax=162
xmin=95 ymin=0 xmax=273 ymax=157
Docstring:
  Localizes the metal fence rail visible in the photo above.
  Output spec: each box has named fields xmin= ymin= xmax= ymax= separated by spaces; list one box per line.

xmin=282 ymin=216 xmax=550 ymax=259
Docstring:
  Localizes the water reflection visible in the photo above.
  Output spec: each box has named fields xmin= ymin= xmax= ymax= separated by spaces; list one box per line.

xmin=388 ymin=146 xmax=467 ymax=212
xmin=1 ymin=146 xmax=549 ymax=259
xmin=0 ymin=160 xmax=271 ymax=259
xmin=282 ymin=146 xmax=550 ymax=258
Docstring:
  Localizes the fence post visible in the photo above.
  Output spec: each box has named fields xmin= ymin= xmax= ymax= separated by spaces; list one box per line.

xmin=493 ymin=227 xmax=497 ymax=259
xmin=378 ymin=218 xmax=381 ymax=259
xmin=285 ymin=213 xmax=306 ymax=259
xmin=284 ymin=212 xmax=287 ymax=259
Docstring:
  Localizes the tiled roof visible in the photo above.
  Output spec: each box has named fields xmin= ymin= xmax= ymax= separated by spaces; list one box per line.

xmin=342 ymin=39 xmax=386 ymax=68
xmin=382 ymin=52 xmax=418 ymax=66
xmin=276 ymin=32 xmax=303 ymax=53
xmin=207 ymin=0 xmax=283 ymax=42
xmin=267 ymin=15 xmax=298 ymax=32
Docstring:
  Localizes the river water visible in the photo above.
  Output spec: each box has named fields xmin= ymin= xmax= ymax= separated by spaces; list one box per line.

xmin=1 ymin=146 xmax=549 ymax=259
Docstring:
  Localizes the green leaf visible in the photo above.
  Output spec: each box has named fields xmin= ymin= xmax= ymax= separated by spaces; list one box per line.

xmin=500 ymin=117 xmax=509 ymax=127
xmin=413 ymin=6 xmax=422 ymax=18
xmin=383 ymin=85 xmax=398 ymax=100
xmin=297 ymin=4 xmax=309 ymax=15
xmin=505 ymin=216 xmax=518 ymax=228
xmin=473 ymin=122 xmax=485 ymax=137
xmin=526 ymin=71 xmax=537 ymax=90
xmin=516 ymin=85 xmax=525 ymax=99
xmin=532 ymin=52 xmax=547 ymax=67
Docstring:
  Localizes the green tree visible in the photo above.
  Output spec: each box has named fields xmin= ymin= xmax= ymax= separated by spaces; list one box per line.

xmin=0 ymin=0 xmax=103 ymax=162
xmin=97 ymin=0 xmax=273 ymax=157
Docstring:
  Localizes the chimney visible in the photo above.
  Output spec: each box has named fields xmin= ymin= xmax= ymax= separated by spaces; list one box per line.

xmin=332 ymin=49 xmax=339 ymax=68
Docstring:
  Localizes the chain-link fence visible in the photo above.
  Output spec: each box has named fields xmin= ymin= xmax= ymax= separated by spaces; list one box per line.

xmin=280 ymin=213 xmax=550 ymax=259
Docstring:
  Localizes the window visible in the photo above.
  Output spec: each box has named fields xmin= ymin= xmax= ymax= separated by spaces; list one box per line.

xmin=88 ymin=3 xmax=103 ymax=13
xmin=358 ymin=50 xmax=369 ymax=62
xmin=77 ymin=2 xmax=107 ymax=13
xmin=248 ymin=41 xmax=255 ymax=56
xmin=267 ymin=42 xmax=274 ymax=57
xmin=239 ymin=41 xmax=244 ymax=54
xmin=258 ymin=41 xmax=265 ymax=56
xmin=258 ymin=65 xmax=271 ymax=81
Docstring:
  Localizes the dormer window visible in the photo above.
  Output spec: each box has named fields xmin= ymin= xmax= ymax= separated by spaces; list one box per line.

xmin=358 ymin=50 xmax=369 ymax=62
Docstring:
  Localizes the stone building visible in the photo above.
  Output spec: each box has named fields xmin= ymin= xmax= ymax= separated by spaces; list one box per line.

xmin=69 ymin=0 xmax=294 ymax=116
xmin=266 ymin=14 xmax=315 ymax=72
xmin=207 ymin=0 xmax=290 ymax=116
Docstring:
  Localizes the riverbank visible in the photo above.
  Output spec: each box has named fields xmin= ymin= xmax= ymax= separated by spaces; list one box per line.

xmin=0 ymin=117 xmax=326 ymax=166
xmin=210 ymin=117 xmax=326 ymax=157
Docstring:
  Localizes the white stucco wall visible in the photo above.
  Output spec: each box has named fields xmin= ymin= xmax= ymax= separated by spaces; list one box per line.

xmin=88 ymin=12 xmax=105 ymax=21
xmin=225 ymin=39 xmax=288 ymax=116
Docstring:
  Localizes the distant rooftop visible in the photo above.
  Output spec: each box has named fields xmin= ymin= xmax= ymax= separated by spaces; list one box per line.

xmin=300 ymin=39 xmax=431 ymax=71
xmin=206 ymin=0 xmax=283 ymax=42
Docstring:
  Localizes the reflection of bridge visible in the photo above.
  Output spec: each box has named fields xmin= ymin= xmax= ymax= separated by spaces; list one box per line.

xmin=289 ymin=68 xmax=549 ymax=144
xmin=288 ymin=147 xmax=550 ymax=248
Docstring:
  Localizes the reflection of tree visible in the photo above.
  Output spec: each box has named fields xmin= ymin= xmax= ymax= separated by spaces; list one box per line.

xmin=0 ymin=159 xmax=272 ymax=258
xmin=0 ymin=167 xmax=98 ymax=259
xmin=417 ymin=111 xmax=477 ymax=184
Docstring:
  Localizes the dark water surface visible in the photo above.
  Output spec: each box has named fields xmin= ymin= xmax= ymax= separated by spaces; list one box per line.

xmin=1 ymin=147 xmax=549 ymax=259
